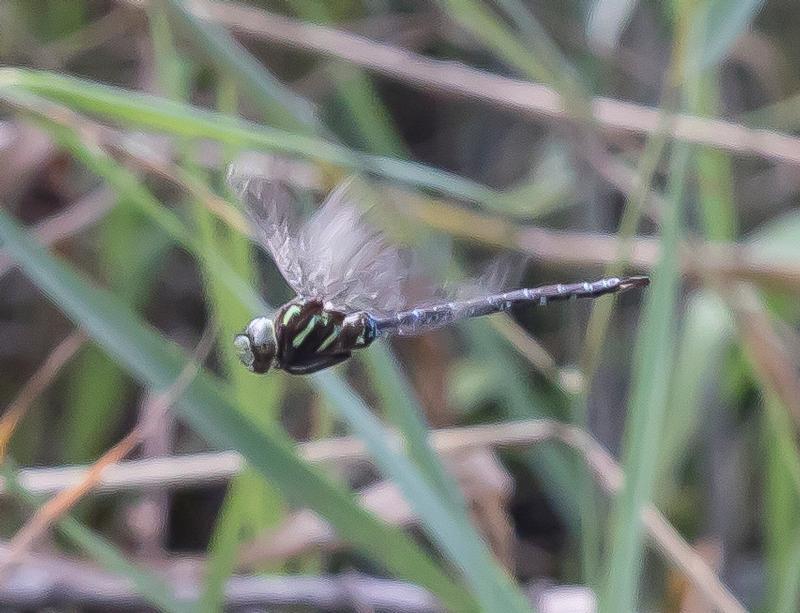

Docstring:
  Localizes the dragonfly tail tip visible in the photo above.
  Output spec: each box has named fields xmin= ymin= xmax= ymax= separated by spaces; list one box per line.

xmin=619 ymin=275 xmax=650 ymax=291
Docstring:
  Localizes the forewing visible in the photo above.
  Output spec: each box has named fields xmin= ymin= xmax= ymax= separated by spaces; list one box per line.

xmin=231 ymin=163 xmax=441 ymax=311
xmin=229 ymin=170 xmax=309 ymax=295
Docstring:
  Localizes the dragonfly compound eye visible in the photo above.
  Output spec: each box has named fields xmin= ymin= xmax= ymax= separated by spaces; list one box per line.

xmin=236 ymin=317 xmax=277 ymax=374
xmin=233 ymin=334 xmax=255 ymax=371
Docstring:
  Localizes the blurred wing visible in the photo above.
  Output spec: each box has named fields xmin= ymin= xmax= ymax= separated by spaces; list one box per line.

xmin=384 ymin=255 xmax=530 ymax=336
xmin=231 ymin=167 xmax=439 ymax=312
xmin=229 ymin=171 xmax=309 ymax=295
xmin=299 ymin=180 xmax=439 ymax=314
xmin=453 ymin=253 xmax=529 ymax=301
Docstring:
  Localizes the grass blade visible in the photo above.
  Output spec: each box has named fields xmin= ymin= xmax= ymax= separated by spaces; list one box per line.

xmin=762 ymin=394 xmax=800 ymax=613
xmin=313 ymin=368 xmax=531 ymax=613
xmin=360 ymin=346 xmax=465 ymax=515
xmin=692 ymin=0 xmax=765 ymax=72
xmin=0 ymin=207 xmax=476 ymax=612
xmin=0 ymin=68 xmax=497 ymax=204
xmin=600 ymin=140 xmax=688 ymax=612
xmin=161 ymin=0 xmax=318 ymax=132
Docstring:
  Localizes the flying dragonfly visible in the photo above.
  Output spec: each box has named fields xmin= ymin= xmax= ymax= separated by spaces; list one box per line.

xmin=231 ymin=171 xmax=649 ymax=375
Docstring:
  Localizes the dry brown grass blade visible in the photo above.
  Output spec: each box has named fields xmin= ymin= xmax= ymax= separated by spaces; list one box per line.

xmin=166 ymin=0 xmax=800 ymax=167
xmin=0 ymin=324 xmax=218 ymax=580
xmin=726 ymin=284 xmax=800 ymax=425
xmin=394 ymin=192 xmax=800 ymax=291
xmin=0 ymin=331 xmax=86 ymax=461
xmin=2 ymin=417 xmax=744 ymax=611
xmin=490 ymin=316 xmax=583 ymax=394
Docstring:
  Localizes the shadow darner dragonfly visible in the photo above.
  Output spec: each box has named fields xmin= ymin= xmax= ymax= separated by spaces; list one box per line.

xmin=232 ymin=171 xmax=649 ymax=375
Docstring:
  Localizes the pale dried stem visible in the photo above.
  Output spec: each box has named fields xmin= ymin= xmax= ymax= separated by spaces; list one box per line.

xmin=397 ymin=193 xmax=800 ymax=291
xmin=160 ymin=0 xmax=800 ymax=167
xmin=6 ymin=419 xmax=744 ymax=612
xmin=0 ymin=546 xmax=443 ymax=612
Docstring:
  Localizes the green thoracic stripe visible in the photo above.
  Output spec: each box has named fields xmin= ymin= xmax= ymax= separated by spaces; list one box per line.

xmin=292 ymin=315 xmax=318 ymax=348
xmin=317 ymin=326 xmax=340 ymax=352
xmin=282 ymin=304 xmax=302 ymax=325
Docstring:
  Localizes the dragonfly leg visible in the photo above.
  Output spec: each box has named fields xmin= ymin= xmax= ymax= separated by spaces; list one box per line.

xmin=283 ymin=353 xmax=351 ymax=375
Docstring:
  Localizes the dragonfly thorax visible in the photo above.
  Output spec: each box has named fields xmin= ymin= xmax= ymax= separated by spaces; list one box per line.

xmin=235 ymin=298 xmax=380 ymax=375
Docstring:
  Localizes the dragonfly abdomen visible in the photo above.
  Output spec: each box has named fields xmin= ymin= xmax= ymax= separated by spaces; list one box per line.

xmin=373 ymin=276 xmax=649 ymax=336
xmin=374 ymin=304 xmax=457 ymax=336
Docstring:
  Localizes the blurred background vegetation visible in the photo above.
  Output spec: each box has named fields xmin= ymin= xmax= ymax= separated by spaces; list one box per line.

xmin=0 ymin=0 xmax=798 ymax=611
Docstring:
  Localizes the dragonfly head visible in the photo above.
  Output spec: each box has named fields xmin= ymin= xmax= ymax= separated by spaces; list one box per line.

xmin=234 ymin=317 xmax=277 ymax=374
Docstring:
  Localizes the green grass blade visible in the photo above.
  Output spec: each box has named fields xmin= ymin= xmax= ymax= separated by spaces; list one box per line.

xmin=775 ymin=531 xmax=800 ymax=613
xmin=762 ymin=394 xmax=800 ymax=613
xmin=360 ymin=345 xmax=466 ymax=517
xmin=63 ymin=207 xmax=170 ymax=462
xmin=600 ymin=140 xmax=688 ymax=612
xmin=323 ymin=62 xmax=408 ymax=158
xmin=692 ymin=0 xmax=765 ymax=72
xmin=161 ymin=0 xmax=318 ymax=132
xmin=0 ymin=68 xmax=497 ymax=204
xmin=313 ymin=367 xmax=531 ymax=613
xmin=0 ymin=207 xmax=477 ymax=612
xmin=657 ymin=291 xmax=733 ymax=491
xmin=438 ymin=0 xmax=554 ymax=85
xmin=687 ymin=68 xmax=736 ymax=241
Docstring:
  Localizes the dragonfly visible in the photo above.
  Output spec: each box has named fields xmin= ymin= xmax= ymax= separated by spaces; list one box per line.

xmin=231 ymin=172 xmax=649 ymax=375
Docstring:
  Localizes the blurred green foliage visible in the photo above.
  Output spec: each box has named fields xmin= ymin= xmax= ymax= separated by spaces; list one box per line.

xmin=1 ymin=1 xmax=799 ymax=612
